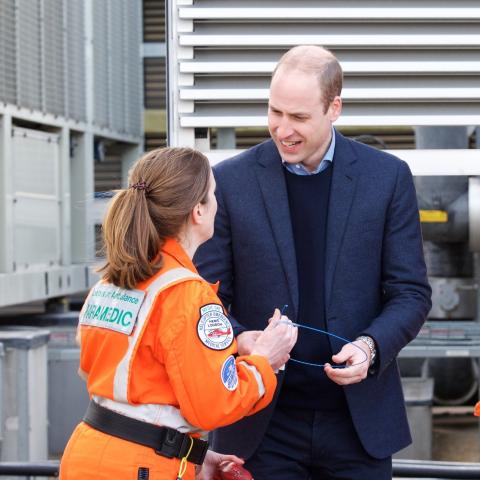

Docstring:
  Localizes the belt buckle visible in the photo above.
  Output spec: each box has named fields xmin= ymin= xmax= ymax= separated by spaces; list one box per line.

xmin=156 ymin=428 xmax=181 ymax=459
xmin=195 ymin=438 xmax=209 ymax=465
xmin=178 ymin=434 xmax=194 ymax=459
xmin=178 ymin=435 xmax=208 ymax=465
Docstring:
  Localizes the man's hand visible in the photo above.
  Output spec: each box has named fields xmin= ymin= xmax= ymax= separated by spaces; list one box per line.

xmin=236 ymin=331 xmax=261 ymax=356
xmin=196 ymin=450 xmax=245 ymax=480
xmin=324 ymin=340 xmax=371 ymax=385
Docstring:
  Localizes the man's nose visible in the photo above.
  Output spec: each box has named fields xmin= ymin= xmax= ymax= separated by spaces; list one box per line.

xmin=276 ymin=118 xmax=294 ymax=138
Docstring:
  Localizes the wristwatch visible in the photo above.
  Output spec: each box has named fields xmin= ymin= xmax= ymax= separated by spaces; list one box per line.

xmin=356 ymin=335 xmax=377 ymax=366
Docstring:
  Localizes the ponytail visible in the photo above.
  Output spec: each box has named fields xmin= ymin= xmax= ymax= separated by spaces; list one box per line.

xmin=97 ymin=147 xmax=210 ymax=289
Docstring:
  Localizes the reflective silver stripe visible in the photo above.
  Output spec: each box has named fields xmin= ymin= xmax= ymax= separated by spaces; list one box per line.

xmin=239 ymin=361 xmax=266 ymax=399
xmin=93 ymin=395 xmax=205 ymax=435
xmin=77 ymin=281 xmax=102 ymax=345
xmin=113 ymin=268 xmax=202 ymax=403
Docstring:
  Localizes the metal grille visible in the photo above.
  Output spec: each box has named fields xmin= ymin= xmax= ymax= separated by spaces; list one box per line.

xmin=143 ymin=0 xmax=165 ymax=42
xmin=125 ymin=0 xmax=142 ymax=136
xmin=0 ymin=0 xmax=89 ymax=122
xmin=17 ymin=0 xmax=42 ymax=111
xmin=93 ymin=0 xmax=109 ymax=128
xmin=0 ymin=0 xmax=17 ymax=104
xmin=144 ymin=57 xmax=166 ymax=109
xmin=168 ymin=0 xmax=480 ymax=145
xmin=66 ymin=0 xmax=86 ymax=121
xmin=1 ymin=0 xmax=141 ymax=134
xmin=92 ymin=0 xmax=142 ymax=135
xmin=145 ymin=132 xmax=167 ymax=152
xmin=43 ymin=0 xmax=65 ymax=116
xmin=109 ymin=0 xmax=125 ymax=133
xmin=94 ymin=149 xmax=122 ymax=193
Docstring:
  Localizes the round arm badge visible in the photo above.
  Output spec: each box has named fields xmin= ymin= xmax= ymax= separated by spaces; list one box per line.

xmin=197 ymin=304 xmax=234 ymax=350
xmin=221 ymin=355 xmax=238 ymax=391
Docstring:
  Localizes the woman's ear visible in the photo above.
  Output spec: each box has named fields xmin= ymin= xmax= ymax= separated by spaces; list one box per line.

xmin=191 ymin=202 xmax=203 ymax=225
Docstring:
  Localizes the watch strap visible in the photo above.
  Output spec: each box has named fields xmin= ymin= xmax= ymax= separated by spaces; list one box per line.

xmin=356 ymin=335 xmax=377 ymax=366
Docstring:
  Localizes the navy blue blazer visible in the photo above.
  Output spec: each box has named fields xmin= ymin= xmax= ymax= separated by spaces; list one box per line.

xmin=195 ymin=130 xmax=431 ymax=460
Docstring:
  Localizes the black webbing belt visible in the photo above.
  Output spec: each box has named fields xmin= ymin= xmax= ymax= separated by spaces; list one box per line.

xmin=83 ymin=401 xmax=208 ymax=465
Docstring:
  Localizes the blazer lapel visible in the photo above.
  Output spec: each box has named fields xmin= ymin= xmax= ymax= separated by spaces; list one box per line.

xmin=325 ymin=132 xmax=359 ymax=310
xmin=254 ymin=141 xmax=299 ymax=317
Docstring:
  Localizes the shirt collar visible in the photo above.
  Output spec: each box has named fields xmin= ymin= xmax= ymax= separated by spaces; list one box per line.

xmin=282 ymin=126 xmax=336 ymax=176
xmin=161 ymin=238 xmax=220 ymax=293
xmin=161 ymin=237 xmax=198 ymax=273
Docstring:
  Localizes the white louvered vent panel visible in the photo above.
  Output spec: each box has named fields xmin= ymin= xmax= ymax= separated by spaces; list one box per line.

xmin=93 ymin=0 xmax=109 ymax=129
xmin=0 ymin=0 xmax=16 ymax=104
xmin=66 ymin=0 xmax=86 ymax=121
xmin=12 ymin=128 xmax=61 ymax=271
xmin=17 ymin=0 xmax=42 ymax=111
xmin=168 ymin=0 xmax=480 ymax=138
xmin=43 ymin=0 xmax=65 ymax=116
xmin=109 ymin=0 xmax=125 ymax=133
xmin=125 ymin=0 xmax=143 ymax=137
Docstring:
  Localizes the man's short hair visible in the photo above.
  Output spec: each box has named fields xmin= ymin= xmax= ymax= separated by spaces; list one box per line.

xmin=272 ymin=46 xmax=343 ymax=113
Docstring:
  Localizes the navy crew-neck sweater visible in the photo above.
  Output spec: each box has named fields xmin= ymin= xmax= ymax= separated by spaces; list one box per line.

xmin=278 ymin=163 xmax=347 ymax=411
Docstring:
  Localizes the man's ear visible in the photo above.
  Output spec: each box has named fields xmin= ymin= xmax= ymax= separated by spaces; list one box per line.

xmin=329 ymin=96 xmax=342 ymax=122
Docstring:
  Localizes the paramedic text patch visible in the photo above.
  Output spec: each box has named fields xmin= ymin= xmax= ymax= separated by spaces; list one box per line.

xmin=79 ymin=283 xmax=145 ymax=335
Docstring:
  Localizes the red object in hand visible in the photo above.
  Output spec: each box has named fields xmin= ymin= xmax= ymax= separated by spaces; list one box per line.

xmin=219 ymin=463 xmax=253 ymax=480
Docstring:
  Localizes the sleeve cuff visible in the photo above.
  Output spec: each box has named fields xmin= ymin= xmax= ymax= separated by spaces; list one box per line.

xmin=237 ymin=354 xmax=277 ymax=414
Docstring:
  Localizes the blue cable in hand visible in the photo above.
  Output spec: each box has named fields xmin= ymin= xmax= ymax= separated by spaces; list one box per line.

xmin=279 ymin=304 xmax=368 ymax=369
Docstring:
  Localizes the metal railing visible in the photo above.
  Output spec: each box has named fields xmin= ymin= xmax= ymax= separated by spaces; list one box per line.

xmin=1 ymin=459 xmax=480 ymax=478
xmin=393 ymin=459 xmax=480 ymax=478
xmin=0 ymin=461 xmax=59 ymax=477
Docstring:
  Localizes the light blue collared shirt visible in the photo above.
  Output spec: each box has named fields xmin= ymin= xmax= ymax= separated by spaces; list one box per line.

xmin=282 ymin=127 xmax=336 ymax=175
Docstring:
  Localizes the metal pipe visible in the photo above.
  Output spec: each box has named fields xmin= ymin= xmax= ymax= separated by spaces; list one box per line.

xmin=393 ymin=459 xmax=480 ymax=478
xmin=0 ymin=461 xmax=59 ymax=476
xmin=1 ymin=459 xmax=480 ymax=478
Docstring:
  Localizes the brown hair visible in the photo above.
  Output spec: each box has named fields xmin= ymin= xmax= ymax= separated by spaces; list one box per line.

xmin=272 ymin=45 xmax=343 ymax=113
xmin=97 ymin=147 xmax=211 ymax=289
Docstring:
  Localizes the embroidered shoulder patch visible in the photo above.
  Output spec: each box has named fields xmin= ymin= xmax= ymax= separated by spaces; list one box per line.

xmin=197 ymin=303 xmax=234 ymax=350
xmin=79 ymin=283 xmax=145 ymax=335
xmin=221 ymin=355 xmax=238 ymax=391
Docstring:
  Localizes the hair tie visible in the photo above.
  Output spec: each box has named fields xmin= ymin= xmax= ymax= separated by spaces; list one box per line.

xmin=130 ymin=181 xmax=148 ymax=192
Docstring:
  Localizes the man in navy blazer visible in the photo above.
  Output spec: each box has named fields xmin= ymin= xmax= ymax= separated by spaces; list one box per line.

xmin=195 ymin=46 xmax=431 ymax=480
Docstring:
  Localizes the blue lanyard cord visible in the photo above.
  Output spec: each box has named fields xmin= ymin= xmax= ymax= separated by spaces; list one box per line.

xmin=278 ymin=305 xmax=368 ymax=369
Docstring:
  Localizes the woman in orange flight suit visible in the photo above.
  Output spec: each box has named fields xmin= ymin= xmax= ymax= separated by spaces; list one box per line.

xmin=59 ymin=147 xmax=297 ymax=480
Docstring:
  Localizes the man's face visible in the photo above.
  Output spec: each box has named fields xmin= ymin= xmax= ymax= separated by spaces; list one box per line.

xmin=268 ymin=68 xmax=342 ymax=172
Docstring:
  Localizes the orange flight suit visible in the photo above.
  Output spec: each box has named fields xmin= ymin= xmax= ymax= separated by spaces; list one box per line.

xmin=60 ymin=238 xmax=276 ymax=480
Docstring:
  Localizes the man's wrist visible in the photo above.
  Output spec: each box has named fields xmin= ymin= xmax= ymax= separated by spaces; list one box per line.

xmin=233 ymin=324 xmax=247 ymax=337
xmin=228 ymin=314 xmax=246 ymax=337
xmin=356 ymin=335 xmax=377 ymax=366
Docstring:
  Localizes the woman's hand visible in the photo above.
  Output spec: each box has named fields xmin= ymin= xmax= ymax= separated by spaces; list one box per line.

xmin=196 ymin=450 xmax=245 ymax=480
xmin=251 ymin=309 xmax=298 ymax=371
xmin=236 ymin=331 xmax=262 ymax=356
